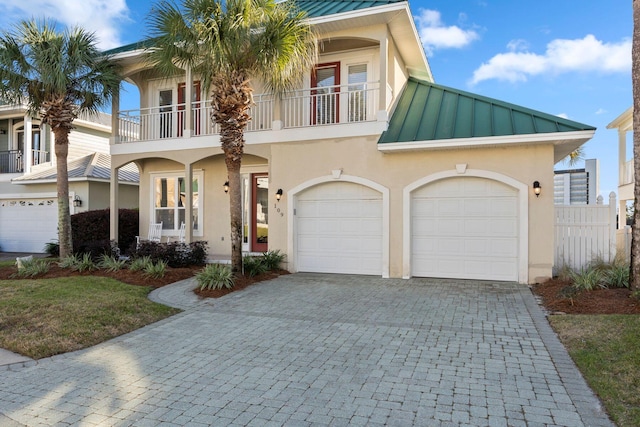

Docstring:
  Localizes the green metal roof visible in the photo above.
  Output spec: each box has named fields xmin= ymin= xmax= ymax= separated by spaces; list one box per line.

xmin=379 ymin=78 xmax=596 ymax=144
xmin=296 ymin=0 xmax=403 ymax=17
xmin=103 ymin=0 xmax=403 ymax=56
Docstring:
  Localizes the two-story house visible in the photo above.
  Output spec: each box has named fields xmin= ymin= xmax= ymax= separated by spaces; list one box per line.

xmin=106 ymin=0 xmax=596 ymax=283
xmin=0 ymin=105 xmax=139 ymax=252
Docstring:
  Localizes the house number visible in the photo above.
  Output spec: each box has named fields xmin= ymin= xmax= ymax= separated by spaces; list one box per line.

xmin=274 ymin=204 xmax=283 ymax=216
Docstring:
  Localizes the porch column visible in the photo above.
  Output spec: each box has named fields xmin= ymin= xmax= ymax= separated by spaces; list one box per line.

xmin=378 ymin=32 xmax=389 ymax=122
xmin=110 ymin=165 xmax=120 ymax=242
xmin=184 ymin=162 xmax=193 ymax=243
xmin=111 ymin=90 xmax=120 ymax=144
xmin=24 ymin=114 xmax=33 ymax=173
xmin=184 ymin=66 xmax=193 ymax=138
xmin=41 ymin=123 xmax=51 ymax=164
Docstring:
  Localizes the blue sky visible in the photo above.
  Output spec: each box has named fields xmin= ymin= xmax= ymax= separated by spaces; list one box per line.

xmin=0 ymin=0 xmax=632 ymax=196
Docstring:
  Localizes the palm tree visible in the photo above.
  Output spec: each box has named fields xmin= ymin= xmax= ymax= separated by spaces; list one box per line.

xmin=148 ymin=0 xmax=317 ymax=272
xmin=631 ymin=0 xmax=640 ymax=291
xmin=0 ymin=20 xmax=121 ymax=258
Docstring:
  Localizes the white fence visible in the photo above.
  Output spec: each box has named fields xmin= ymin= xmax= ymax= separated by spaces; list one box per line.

xmin=554 ymin=192 xmax=617 ymax=272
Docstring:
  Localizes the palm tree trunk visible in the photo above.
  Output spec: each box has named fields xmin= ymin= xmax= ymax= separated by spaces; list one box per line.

xmin=226 ymin=159 xmax=243 ymax=273
xmin=54 ymin=129 xmax=73 ymax=258
xmin=631 ymin=0 xmax=640 ymax=290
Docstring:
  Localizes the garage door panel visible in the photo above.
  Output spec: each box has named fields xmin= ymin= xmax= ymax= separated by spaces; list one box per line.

xmin=0 ymin=198 xmax=58 ymax=253
xmin=296 ymin=182 xmax=383 ymax=275
xmin=412 ymin=177 xmax=519 ymax=282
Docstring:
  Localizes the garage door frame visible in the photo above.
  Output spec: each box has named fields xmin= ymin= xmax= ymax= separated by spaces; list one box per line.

xmin=402 ymin=169 xmax=528 ymax=283
xmin=288 ymin=174 xmax=390 ymax=278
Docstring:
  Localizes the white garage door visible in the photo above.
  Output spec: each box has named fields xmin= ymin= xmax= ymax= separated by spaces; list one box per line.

xmin=296 ymin=182 xmax=383 ymax=275
xmin=0 ymin=198 xmax=58 ymax=253
xmin=412 ymin=177 xmax=519 ymax=281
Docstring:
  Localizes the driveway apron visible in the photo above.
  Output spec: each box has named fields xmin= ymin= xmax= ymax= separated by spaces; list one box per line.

xmin=0 ymin=274 xmax=613 ymax=426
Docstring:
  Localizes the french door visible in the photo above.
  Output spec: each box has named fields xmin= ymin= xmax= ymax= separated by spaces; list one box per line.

xmin=311 ymin=62 xmax=340 ymax=125
xmin=251 ymin=173 xmax=269 ymax=252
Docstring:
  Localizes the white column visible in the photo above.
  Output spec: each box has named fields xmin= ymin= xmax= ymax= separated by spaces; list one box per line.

xmin=111 ymin=90 xmax=120 ymax=144
xmin=378 ymin=31 xmax=389 ymax=122
xmin=184 ymin=66 xmax=193 ymax=138
xmin=110 ymin=166 xmax=120 ymax=241
xmin=184 ymin=163 xmax=193 ymax=243
xmin=24 ymin=114 xmax=33 ymax=173
xmin=618 ymin=129 xmax=626 ymax=187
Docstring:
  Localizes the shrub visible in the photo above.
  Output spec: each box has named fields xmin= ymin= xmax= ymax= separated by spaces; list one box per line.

xmin=129 ymin=256 xmax=153 ymax=272
xmin=73 ymin=239 xmax=111 ymax=261
xmin=261 ymin=250 xmax=285 ymax=270
xmin=71 ymin=208 xmax=139 ymax=255
xmin=74 ymin=253 xmax=96 ymax=272
xmin=43 ymin=241 xmax=59 ymax=257
xmin=144 ymin=260 xmax=167 ymax=279
xmin=98 ymin=254 xmax=127 ymax=272
xmin=243 ymin=255 xmax=268 ymax=277
xmin=129 ymin=241 xmax=208 ymax=267
xmin=11 ymin=258 xmax=50 ymax=278
xmin=603 ymin=265 xmax=630 ymax=289
xmin=569 ymin=267 xmax=604 ymax=291
xmin=197 ymin=264 xmax=234 ymax=290
xmin=58 ymin=254 xmax=80 ymax=269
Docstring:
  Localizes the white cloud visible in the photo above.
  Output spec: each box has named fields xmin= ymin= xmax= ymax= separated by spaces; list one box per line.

xmin=415 ymin=9 xmax=479 ymax=56
xmin=0 ymin=0 xmax=130 ymax=49
xmin=471 ymin=35 xmax=631 ymax=85
xmin=556 ymin=113 xmax=569 ymax=119
xmin=595 ymin=108 xmax=607 ymax=115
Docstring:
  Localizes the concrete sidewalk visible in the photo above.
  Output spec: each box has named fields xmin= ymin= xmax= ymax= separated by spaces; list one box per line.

xmin=0 ymin=274 xmax=614 ymax=426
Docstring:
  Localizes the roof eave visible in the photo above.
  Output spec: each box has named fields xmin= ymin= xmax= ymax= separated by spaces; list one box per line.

xmin=606 ymin=106 xmax=633 ymax=131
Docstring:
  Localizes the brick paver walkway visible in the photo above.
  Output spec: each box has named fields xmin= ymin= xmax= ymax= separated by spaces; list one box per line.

xmin=0 ymin=274 xmax=613 ymax=426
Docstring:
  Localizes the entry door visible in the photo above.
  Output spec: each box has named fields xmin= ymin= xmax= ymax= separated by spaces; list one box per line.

xmin=251 ymin=174 xmax=269 ymax=252
xmin=177 ymin=81 xmax=201 ymax=136
xmin=311 ymin=62 xmax=340 ymax=125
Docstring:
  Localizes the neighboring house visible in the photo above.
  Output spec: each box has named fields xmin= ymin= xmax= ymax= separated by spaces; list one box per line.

xmin=0 ymin=105 xmax=139 ymax=252
xmin=553 ymin=159 xmax=600 ymax=205
xmin=106 ymin=0 xmax=596 ymax=283
xmin=607 ymin=107 xmax=633 ymax=228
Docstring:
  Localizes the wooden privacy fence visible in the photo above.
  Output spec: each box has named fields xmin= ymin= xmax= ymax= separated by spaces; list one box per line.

xmin=554 ymin=192 xmax=617 ymax=273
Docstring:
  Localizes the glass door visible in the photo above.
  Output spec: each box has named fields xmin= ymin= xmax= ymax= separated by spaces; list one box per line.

xmin=251 ymin=173 xmax=269 ymax=252
xmin=177 ymin=81 xmax=201 ymax=136
xmin=311 ymin=62 xmax=340 ymax=125
xmin=159 ymin=89 xmax=173 ymax=138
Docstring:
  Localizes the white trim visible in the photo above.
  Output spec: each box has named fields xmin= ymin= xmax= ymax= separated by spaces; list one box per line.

xmin=149 ymin=170 xmax=204 ymax=238
xmin=402 ymin=169 xmax=529 ymax=283
xmin=288 ymin=174 xmax=390 ymax=278
xmin=379 ymin=130 xmax=596 ymax=153
xmin=0 ymin=191 xmax=57 ymax=199
xmin=308 ymin=2 xmax=408 ymax=25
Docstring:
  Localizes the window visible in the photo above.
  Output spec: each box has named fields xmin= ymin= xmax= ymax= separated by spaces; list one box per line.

xmin=159 ymin=89 xmax=173 ymax=138
xmin=153 ymin=173 xmax=202 ymax=234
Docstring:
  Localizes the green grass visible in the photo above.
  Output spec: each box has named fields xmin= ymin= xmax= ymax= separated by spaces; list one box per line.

xmin=549 ymin=315 xmax=640 ymax=427
xmin=0 ymin=277 xmax=180 ymax=359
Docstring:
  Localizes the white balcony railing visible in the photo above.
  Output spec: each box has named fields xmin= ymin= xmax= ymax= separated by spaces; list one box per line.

xmin=116 ymin=82 xmax=380 ymax=143
xmin=622 ymin=159 xmax=634 ymax=186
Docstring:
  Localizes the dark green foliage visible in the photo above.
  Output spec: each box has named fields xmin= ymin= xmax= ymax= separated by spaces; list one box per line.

xmin=43 ymin=241 xmax=60 ymax=257
xmin=130 ymin=241 xmax=208 ymax=267
xmin=243 ymin=255 xmax=268 ymax=277
xmin=71 ymin=209 xmax=139 ymax=254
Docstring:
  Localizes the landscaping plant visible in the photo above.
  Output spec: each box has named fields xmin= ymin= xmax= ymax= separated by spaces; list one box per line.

xmin=196 ymin=264 xmax=235 ymax=290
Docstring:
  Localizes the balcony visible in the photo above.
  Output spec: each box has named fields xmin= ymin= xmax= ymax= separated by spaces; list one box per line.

xmin=0 ymin=149 xmax=49 ymax=174
xmin=116 ymin=82 xmax=380 ymax=143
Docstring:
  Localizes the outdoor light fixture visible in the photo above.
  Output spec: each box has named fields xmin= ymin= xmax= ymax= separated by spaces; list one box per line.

xmin=73 ymin=195 xmax=82 ymax=207
xmin=276 ymin=188 xmax=283 ymax=201
xmin=533 ymin=181 xmax=541 ymax=197
xmin=223 ymin=181 xmax=229 ymax=193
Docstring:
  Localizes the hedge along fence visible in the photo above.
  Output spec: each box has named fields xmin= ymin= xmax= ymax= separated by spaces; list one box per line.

xmin=71 ymin=209 xmax=139 ymax=255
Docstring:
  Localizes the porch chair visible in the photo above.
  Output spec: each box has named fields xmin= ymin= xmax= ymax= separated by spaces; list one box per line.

xmin=136 ymin=222 xmax=163 ymax=247
xmin=169 ymin=222 xmax=186 ymax=243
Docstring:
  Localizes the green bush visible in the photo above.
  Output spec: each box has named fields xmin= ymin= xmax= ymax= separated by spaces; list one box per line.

xmin=130 ymin=241 xmax=208 ymax=267
xmin=603 ymin=265 xmax=630 ymax=289
xmin=58 ymin=254 xmax=80 ymax=269
xmin=71 ymin=208 xmax=139 ymax=255
xmin=129 ymin=256 xmax=153 ymax=272
xmin=74 ymin=253 xmax=96 ymax=272
xmin=243 ymin=255 xmax=268 ymax=277
xmin=144 ymin=260 xmax=167 ymax=279
xmin=98 ymin=254 xmax=127 ymax=272
xmin=260 ymin=250 xmax=285 ymax=270
xmin=43 ymin=241 xmax=59 ymax=257
xmin=570 ymin=267 xmax=604 ymax=291
xmin=11 ymin=258 xmax=50 ymax=278
xmin=197 ymin=264 xmax=234 ymax=290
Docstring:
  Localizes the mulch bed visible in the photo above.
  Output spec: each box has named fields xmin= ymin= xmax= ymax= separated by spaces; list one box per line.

xmin=531 ymin=278 xmax=640 ymax=315
xmin=0 ymin=261 xmax=289 ymax=298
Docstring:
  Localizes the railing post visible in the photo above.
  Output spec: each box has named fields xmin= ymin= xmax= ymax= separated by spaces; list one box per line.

xmin=111 ymin=91 xmax=120 ymax=144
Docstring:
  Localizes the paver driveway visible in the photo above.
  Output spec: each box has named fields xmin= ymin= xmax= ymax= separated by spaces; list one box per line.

xmin=0 ymin=274 xmax=612 ymax=426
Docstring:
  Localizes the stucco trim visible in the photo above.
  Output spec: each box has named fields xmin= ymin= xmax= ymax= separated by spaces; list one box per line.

xmin=402 ymin=169 xmax=529 ymax=284
xmin=288 ymin=174 xmax=390 ymax=278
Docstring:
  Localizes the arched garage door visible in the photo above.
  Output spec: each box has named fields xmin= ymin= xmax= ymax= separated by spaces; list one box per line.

xmin=295 ymin=182 xmax=383 ymax=275
xmin=411 ymin=177 xmax=519 ymax=281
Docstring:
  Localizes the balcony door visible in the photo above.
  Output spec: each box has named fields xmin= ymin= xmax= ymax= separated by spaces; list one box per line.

xmin=177 ymin=81 xmax=201 ymax=136
xmin=158 ymin=89 xmax=173 ymax=139
xmin=311 ymin=62 xmax=340 ymax=125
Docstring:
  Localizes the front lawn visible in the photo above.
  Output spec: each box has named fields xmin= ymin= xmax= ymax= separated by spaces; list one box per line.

xmin=0 ymin=276 xmax=180 ymax=359
xmin=549 ymin=315 xmax=640 ymax=427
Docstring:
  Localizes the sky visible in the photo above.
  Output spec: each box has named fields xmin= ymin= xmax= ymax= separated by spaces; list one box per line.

xmin=0 ymin=0 xmax=632 ymax=197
